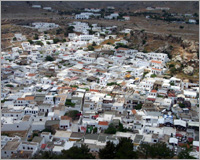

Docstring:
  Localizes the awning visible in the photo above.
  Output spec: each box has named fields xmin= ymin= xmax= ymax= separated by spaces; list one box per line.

xmin=135 ymin=77 xmax=139 ymax=81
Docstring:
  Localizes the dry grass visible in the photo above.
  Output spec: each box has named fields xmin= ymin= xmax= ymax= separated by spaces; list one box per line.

xmin=2 ymin=130 xmax=28 ymax=138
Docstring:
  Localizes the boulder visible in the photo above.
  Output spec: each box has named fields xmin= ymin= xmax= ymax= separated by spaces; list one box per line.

xmin=175 ymin=64 xmax=181 ymax=70
xmin=182 ymin=39 xmax=192 ymax=48
xmin=172 ymin=55 xmax=183 ymax=63
xmin=183 ymin=66 xmax=194 ymax=75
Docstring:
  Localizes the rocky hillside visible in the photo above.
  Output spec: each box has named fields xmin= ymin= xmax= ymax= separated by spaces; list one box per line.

xmin=2 ymin=1 xmax=199 ymax=14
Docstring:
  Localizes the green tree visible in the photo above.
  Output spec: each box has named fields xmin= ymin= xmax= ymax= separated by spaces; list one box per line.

xmin=105 ymin=123 xmax=117 ymax=134
xmin=65 ymin=110 xmax=79 ymax=120
xmin=193 ymin=13 xmax=198 ymax=17
xmin=33 ymin=145 xmax=94 ymax=159
xmin=45 ymin=56 xmax=54 ymax=61
xmin=28 ymin=39 xmax=34 ymax=44
xmin=169 ymin=64 xmax=175 ymax=68
xmin=33 ymin=151 xmax=59 ymax=159
xmin=93 ymin=127 xmax=97 ymax=133
xmin=13 ymin=37 xmax=17 ymax=41
xmin=67 ymin=26 xmax=74 ymax=33
xmin=117 ymin=122 xmax=125 ymax=132
xmin=179 ymin=103 xmax=185 ymax=108
xmin=178 ymin=149 xmax=196 ymax=159
xmin=115 ymin=138 xmax=138 ymax=159
xmin=34 ymin=34 xmax=39 ymax=40
xmin=137 ymin=142 xmax=174 ymax=158
xmin=151 ymin=74 xmax=157 ymax=78
xmin=170 ymin=67 xmax=176 ymax=74
xmin=99 ymin=138 xmax=138 ymax=159
xmin=87 ymin=45 xmax=94 ymax=51
xmin=137 ymin=143 xmax=152 ymax=158
xmin=56 ymin=28 xmax=63 ymax=35
xmin=135 ymin=103 xmax=142 ymax=110
xmin=151 ymin=142 xmax=174 ymax=158
xmin=142 ymin=40 xmax=146 ymax=44
xmin=35 ymin=41 xmax=44 ymax=46
xmin=60 ymin=144 xmax=94 ymax=159
xmin=92 ymin=41 xmax=97 ymax=46
xmin=65 ymin=99 xmax=75 ymax=107
xmin=62 ymin=39 xmax=66 ymax=42
xmin=53 ymin=38 xmax=60 ymax=44
xmin=6 ymin=84 xmax=14 ymax=87
xmin=99 ymin=141 xmax=116 ymax=159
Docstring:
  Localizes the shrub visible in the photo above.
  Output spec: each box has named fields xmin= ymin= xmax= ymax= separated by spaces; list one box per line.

xmin=34 ymin=34 xmax=39 ymax=40
xmin=28 ymin=39 xmax=34 ymax=44
xmin=107 ymin=82 xmax=118 ymax=86
xmin=93 ymin=127 xmax=98 ymax=133
xmin=13 ymin=37 xmax=17 ymax=41
xmin=87 ymin=45 xmax=94 ymax=51
xmin=6 ymin=84 xmax=14 ymax=87
xmin=179 ymin=103 xmax=185 ymax=108
xmin=92 ymin=41 xmax=96 ymax=46
xmin=169 ymin=64 xmax=175 ymax=68
xmin=35 ymin=41 xmax=44 ymax=46
xmin=62 ymin=39 xmax=66 ymax=42
xmin=170 ymin=67 xmax=176 ymax=73
xmin=135 ymin=104 xmax=142 ymax=110
xmin=65 ymin=99 xmax=75 ymax=107
xmin=53 ymin=38 xmax=60 ymax=44
xmin=142 ymin=40 xmax=146 ymax=44
xmin=151 ymin=74 xmax=157 ymax=78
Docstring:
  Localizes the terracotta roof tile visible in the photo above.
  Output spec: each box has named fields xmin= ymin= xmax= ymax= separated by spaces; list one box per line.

xmin=117 ymin=47 xmax=128 ymax=51
xmin=41 ymin=144 xmax=47 ymax=149
xmin=151 ymin=60 xmax=162 ymax=64
xmin=17 ymin=98 xmax=25 ymax=100
xmin=89 ymin=89 xmax=99 ymax=92
xmin=98 ymin=121 xmax=109 ymax=126
xmin=25 ymin=96 xmax=35 ymax=101
xmin=28 ymin=73 xmax=36 ymax=77
xmin=132 ymin=109 xmax=137 ymax=114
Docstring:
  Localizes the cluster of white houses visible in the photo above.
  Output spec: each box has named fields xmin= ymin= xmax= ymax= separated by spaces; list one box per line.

xmin=1 ymin=21 xmax=199 ymax=159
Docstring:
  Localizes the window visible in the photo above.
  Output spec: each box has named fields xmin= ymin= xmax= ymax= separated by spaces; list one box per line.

xmin=4 ymin=151 xmax=6 ymax=154
xmin=17 ymin=126 xmax=19 ymax=128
